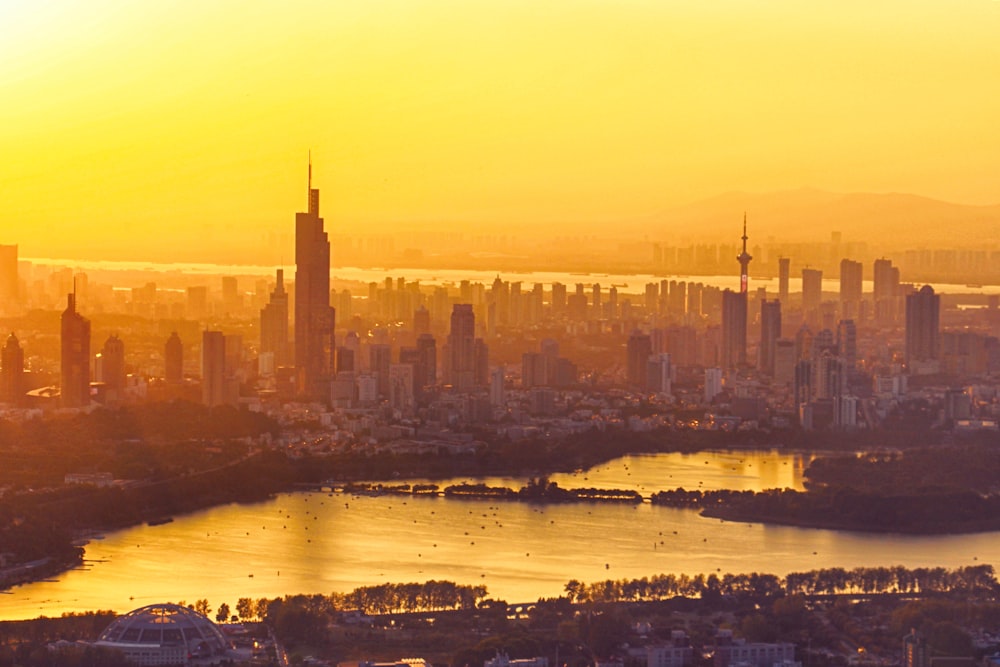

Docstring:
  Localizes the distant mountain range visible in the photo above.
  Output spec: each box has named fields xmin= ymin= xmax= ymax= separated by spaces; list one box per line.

xmin=642 ymin=188 xmax=1000 ymax=244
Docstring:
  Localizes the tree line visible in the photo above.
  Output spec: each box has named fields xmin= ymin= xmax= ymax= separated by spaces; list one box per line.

xmin=563 ymin=564 xmax=997 ymax=603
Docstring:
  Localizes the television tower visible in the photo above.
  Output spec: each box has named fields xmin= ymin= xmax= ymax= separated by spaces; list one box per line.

xmin=737 ymin=213 xmax=752 ymax=294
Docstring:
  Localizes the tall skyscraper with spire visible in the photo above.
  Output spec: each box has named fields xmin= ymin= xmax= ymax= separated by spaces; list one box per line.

xmin=721 ymin=217 xmax=751 ymax=370
xmin=295 ymin=156 xmax=335 ymax=401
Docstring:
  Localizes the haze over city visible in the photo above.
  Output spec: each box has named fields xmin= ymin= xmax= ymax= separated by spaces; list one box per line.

xmin=4 ymin=1 xmax=1000 ymax=263
xmin=6 ymin=3 xmax=1000 ymax=667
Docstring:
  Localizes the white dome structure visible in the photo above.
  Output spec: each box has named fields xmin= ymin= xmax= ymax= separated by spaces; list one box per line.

xmin=95 ymin=603 xmax=230 ymax=666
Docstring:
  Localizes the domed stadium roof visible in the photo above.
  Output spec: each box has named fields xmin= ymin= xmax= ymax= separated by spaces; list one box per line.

xmin=96 ymin=603 xmax=229 ymax=665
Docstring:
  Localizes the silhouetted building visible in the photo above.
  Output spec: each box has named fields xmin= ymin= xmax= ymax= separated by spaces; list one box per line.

xmin=873 ymin=258 xmax=900 ymax=324
xmin=61 ymin=293 xmax=91 ymax=408
xmin=96 ymin=335 xmax=126 ymax=402
xmin=802 ymin=268 xmax=823 ymax=318
xmin=165 ymin=332 xmax=183 ymax=383
xmin=759 ymin=299 xmax=781 ymax=376
xmin=839 ymin=259 xmax=863 ymax=319
xmin=837 ymin=319 xmax=857 ymax=372
xmin=415 ymin=333 xmax=437 ymax=391
xmin=778 ymin=257 xmax=790 ymax=303
xmin=721 ymin=290 xmax=747 ymax=370
xmin=906 ymin=285 xmax=940 ymax=365
xmin=448 ymin=304 xmax=477 ymax=390
xmin=0 ymin=245 xmax=17 ymax=312
xmin=370 ymin=343 xmax=392 ymax=397
xmin=295 ymin=158 xmax=335 ymax=400
xmin=626 ymin=330 xmax=652 ymax=388
xmin=1 ymin=332 xmax=24 ymax=404
xmin=260 ymin=268 xmax=289 ymax=368
xmin=201 ymin=330 xmax=230 ymax=407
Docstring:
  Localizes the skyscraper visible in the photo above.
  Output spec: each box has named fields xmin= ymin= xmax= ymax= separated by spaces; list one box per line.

xmin=801 ymin=268 xmax=823 ymax=317
xmin=721 ymin=290 xmax=747 ymax=370
xmin=1 ymin=332 xmax=24 ymax=404
xmin=165 ymin=332 xmax=183 ymax=383
xmin=295 ymin=157 xmax=335 ymax=401
xmin=97 ymin=335 xmax=126 ymax=402
xmin=60 ymin=293 xmax=91 ymax=408
xmin=260 ymin=268 xmax=290 ymax=367
xmin=906 ymin=285 xmax=940 ymax=365
xmin=201 ymin=330 xmax=227 ymax=407
xmin=626 ymin=330 xmax=652 ymax=387
xmin=839 ymin=259 xmax=863 ymax=319
xmin=778 ymin=257 xmax=790 ymax=303
xmin=448 ymin=304 xmax=477 ymax=390
xmin=873 ymin=258 xmax=900 ymax=325
xmin=0 ymin=245 xmax=18 ymax=313
xmin=759 ymin=299 xmax=782 ymax=376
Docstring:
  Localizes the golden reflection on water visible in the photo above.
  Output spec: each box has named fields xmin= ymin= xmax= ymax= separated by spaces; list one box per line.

xmin=3 ymin=450 xmax=996 ymax=620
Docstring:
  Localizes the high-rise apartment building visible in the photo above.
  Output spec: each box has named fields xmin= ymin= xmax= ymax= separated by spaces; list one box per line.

xmin=447 ymin=304 xmax=477 ymax=391
xmin=778 ymin=257 xmax=790 ymax=303
xmin=801 ymin=268 xmax=823 ymax=317
xmin=1 ymin=332 xmax=24 ymax=404
xmin=96 ymin=335 xmax=126 ymax=401
xmin=201 ymin=330 xmax=228 ymax=407
xmin=721 ymin=290 xmax=747 ymax=370
xmin=0 ymin=245 xmax=18 ymax=313
xmin=61 ymin=293 xmax=91 ymax=408
xmin=839 ymin=259 xmax=863 ymax=319
xmin=626 ymin=330 xmax=652 ymax=387
xmin=906 ymin=285 xmax=940 ymax=365
xmin=165 ymin=332 xmax=183 ymax=383
xmin=295 ymin=159 xmax=335 ymax=400
xmin=260 ymin=269 xmax=289 ymax=368
xmin=759 ymin=299 xmax=782 ymax=376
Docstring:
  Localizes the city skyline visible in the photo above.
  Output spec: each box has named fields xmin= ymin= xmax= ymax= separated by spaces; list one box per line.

xmin=3 ymin=2 xmax=1000 ymax=263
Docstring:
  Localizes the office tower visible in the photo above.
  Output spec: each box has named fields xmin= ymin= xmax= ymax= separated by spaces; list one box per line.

xmin=201 ymin=330 xmax=227 ymax=406
xmin=165 ymin=332 xmax=183 ymax=383
xmin=336 ymin=347 xmax=355 ymax=374
xmin=795 ymin=324 xmax=814 ymax=361
xmin=260 ymin=269 xmax=289 ymax=367
xmin=814 ymin=350 xmax=844 ymax=400
xmin=721 ymin=289 xmax=747 ymax=370
xmin=759 ymin=299 xmax=782 ymax=376
xmin=906 ymin=285 xmax=940 ymax=364
xmin=839 ymin=259 xmax=863 ymax=319
xmin=221 ymin=276 xmax=240 ymax=313
xmin=416 ymin=333 xmax=437 ymax=389
xmin=801 ymin=268 xmax=823 ymax=316
xmin=388 ymin=363 xmax=415 ymax=411
xmin=773 ymin=338 xmax=796 ymax=387
xmin=97 ymin=335 xmax=126 ymax=401
xmin=550 ymin=282 xmax=567 ymax=313
xmin=474 ymin=339 xmax=489 ymax=386
xmin=793 ymin=359 xmax=812 ymax=406
xmin=644 ymin=283 xmax=659 ymax=313
xmin=646 ymin=353 xmax=672 ymax=394
xmin=837 ymin=319 xmax=857 ymax=372
xmin=873 ymin=258 xmax=900 ymax=324
xmin=0 ymin=245 xmax=17 ymax=312
xmin=448 ymin=304 xmax=477 ymax=390
xmin=778 ymin=257 xmax=790 ymax=303
xmin=61 ymin=293 xmax=91 ymax=408
xmin=413 ymin=306 xmax=431 ymax=335
xmin=704 ymin=367 xmax=723 ymax=403
xmin=295 ymin=158 xmax=335 ymax=400
xmin=1 ymin=332 xmax=24 ymax=404
xmin=186 ymin=286 xmax=208 ymax=319
xmin=370 ymin=343 xmax=391 ymax=397
xmin=490 ymin=366 xmax=505 ymax=407
xmin=626 ymin=330 xmax=652 ymax=387
xmin=737 ymin=215 xmax=752 ymax=294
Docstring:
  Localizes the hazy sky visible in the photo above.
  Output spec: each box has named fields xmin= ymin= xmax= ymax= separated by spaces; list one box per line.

xmin=2 ymin=1 xmax=999 ymax=261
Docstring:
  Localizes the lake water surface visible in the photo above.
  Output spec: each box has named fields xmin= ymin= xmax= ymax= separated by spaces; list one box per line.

xmin=3 ymin=450 xmax=996 ymax=620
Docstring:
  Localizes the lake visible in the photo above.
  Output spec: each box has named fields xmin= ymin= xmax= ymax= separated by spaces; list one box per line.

xmin=3 ymin=449 xmax=996 ymax=620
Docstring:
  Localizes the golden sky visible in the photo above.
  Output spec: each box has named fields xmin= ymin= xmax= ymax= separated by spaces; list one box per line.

xmin=2 ymin=1 xmax=999 ymax=261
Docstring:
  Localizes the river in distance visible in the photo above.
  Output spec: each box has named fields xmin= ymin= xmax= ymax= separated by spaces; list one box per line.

xmin=3 ymin=449 xmax=998 ymax=620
